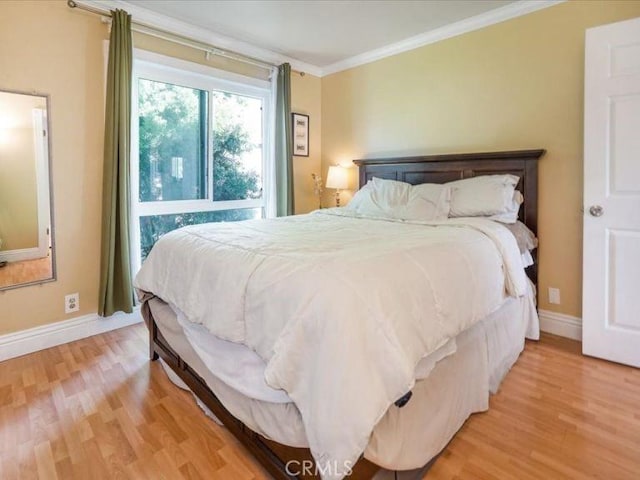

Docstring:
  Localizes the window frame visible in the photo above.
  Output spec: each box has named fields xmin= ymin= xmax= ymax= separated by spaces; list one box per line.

xmin=131 ymin=50 xmax=273 ymax=271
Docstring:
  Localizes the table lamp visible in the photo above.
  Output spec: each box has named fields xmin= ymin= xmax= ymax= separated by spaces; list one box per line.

xmin=326 ymin=166 xmax=349 ymax=207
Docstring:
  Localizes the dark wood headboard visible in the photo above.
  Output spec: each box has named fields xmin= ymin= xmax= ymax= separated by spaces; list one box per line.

xmin=353 ymin=149 xmax=545 ymax=285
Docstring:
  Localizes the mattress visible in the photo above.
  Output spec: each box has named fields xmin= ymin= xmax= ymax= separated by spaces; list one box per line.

xmin=148 ymin=280 xmax=538 ymax=471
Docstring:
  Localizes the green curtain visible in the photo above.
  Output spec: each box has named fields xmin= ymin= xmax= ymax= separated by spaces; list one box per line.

xmin=274 ymin=63 xmax=294 ymax=216
xmin=99 ymin=9 xmax=134 ymax=317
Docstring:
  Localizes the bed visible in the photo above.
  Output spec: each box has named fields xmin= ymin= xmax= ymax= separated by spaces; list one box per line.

xmin=136 ymin=149 xmax=545 ymax=480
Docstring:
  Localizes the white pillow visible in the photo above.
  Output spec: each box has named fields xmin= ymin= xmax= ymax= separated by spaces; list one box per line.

xmin=371 ymin=177 xmax=411 ymax=209
xmin=403 ymin=182 xmax=451 ymax=221
xmin=447 ymin=174 xmax=521 ymax=222
xmin=488 ymin=190 xmax=523 ymax=224
xmin=348 ymin=177 xmax=450 ymax=222
xmin=347 ymin=180 xmax=374 ymax=212
xmin=347 ymin=179 xmax=405 ymax=218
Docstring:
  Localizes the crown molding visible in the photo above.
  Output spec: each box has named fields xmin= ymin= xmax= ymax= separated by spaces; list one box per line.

xmin=80 ymin=0 xmax=323 ymax=77
xmin=79 ymin=0 xmax=563 ymax=78
xmin=320 ymin=0 xmax=565 ymax=76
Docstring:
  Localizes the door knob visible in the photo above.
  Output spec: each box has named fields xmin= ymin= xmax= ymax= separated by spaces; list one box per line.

xmin=589 ymin=205 xmax=604 ymax=217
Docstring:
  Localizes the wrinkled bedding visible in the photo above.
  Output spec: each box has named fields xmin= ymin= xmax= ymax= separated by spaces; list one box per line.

xmin=134 ymin=209 xmax=527 ymax=479
xmin=172 ymin=304 xmax=458 ymax=404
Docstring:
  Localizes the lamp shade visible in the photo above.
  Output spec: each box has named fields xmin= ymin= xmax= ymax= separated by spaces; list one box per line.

xmin=326 ymin=166 xmax=349 ymax=190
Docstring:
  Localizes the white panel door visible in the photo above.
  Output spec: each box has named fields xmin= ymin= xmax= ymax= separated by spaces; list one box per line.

xmin=583 ymin=16 xmax=640 ymax=367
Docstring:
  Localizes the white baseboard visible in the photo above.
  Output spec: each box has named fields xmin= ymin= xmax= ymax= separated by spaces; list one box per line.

xmin=0 ymin=309 xmax=143 ymax=362
xmin=0 ymin=246 xmax=46 ymax=263
xmin=538 ymin=309 xmax=582 ymax=341
xmin=0 ymin=306 xmax=582 ymax=361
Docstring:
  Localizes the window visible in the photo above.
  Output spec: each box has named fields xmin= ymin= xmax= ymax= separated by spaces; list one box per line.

xmin=138 ymin=79 xmax=208 ymax=203
xmin=131 ymin=52 xmax=273 ymax=271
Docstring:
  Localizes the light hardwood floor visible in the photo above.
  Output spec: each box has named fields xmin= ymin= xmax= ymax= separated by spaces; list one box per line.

xmin=0 ymin=255 xmax=53 ymax=289
xmin=0 ymin=324 xmax=638 ymax=479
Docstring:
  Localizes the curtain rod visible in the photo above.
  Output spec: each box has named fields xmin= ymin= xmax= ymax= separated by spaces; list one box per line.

xmin=67 ymin=0 xmax=306 ymax=75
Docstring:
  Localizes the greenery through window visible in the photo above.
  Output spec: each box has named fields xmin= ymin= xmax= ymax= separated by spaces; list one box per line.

xmin=138 ymin=79 xmax=207 ymax=202
xmin=139 ymin=208 xmax=262 ymax=260
xmin=134 ymin=69 xmax=268 ymax=264
xmin=212 ymin=91 xmax=263 ymax=201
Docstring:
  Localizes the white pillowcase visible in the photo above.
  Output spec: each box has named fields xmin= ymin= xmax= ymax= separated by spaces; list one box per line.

xmin=447 ymin=174 xmax=522 ymax=223
xmin=404 ymin=182 xmax=451 ymax=221
xmin=348 ymin=177 xmax=450 ymax=222
xmin=487 ymin=190 xmax=523 ymax=223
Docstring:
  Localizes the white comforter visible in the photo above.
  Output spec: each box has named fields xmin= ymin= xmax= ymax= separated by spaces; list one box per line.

xmin=134 ymin=209 xmax=527 ymax=479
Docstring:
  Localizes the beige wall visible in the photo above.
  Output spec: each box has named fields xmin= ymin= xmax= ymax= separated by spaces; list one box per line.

xmin=291 ymin=73 xmax=322 ymax=213
xmin=0 ymin=0 xmax=107 ymax=334
xmin=0 ymin=92 xmax=47 ymax=252
xmin=321 ymin=0 xmax=640 ymax=318
xmin=0 ymin=0 xmax=318 ymax=335
xmin=133 ymin=32 xmax=270 ymax=81
xmin=0 ymin=128 xmax=39 ymax=250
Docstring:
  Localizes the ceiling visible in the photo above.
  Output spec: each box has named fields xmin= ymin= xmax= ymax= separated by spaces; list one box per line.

xmin=123 ymin=0 xmax=519 ymax=71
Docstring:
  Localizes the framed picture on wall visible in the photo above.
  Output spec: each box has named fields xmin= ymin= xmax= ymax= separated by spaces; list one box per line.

xmin=292 ymin=113 xmax=309 ymax=157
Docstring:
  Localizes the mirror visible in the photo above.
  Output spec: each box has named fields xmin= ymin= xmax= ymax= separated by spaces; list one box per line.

xmin=0 ymin=89 xmax=55 ymax=290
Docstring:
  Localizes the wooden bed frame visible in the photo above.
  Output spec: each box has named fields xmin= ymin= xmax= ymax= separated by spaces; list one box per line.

xmin=146 ymin=149 xmax=545 ymax=480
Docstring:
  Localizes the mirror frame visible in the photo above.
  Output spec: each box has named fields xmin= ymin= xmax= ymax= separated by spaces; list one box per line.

xmin=0 ymin=88 xmax=56 ymax=291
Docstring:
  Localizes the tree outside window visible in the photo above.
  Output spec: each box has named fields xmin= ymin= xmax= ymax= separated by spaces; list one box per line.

xmin=137 ymin=79 xmax=263 ymax=260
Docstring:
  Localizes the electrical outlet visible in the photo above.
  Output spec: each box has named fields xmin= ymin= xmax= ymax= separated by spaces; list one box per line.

xmin=548 ymin=287 xmax=561 ymax=305
xmin=65 ymin=293 xmax=80 ymax=314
